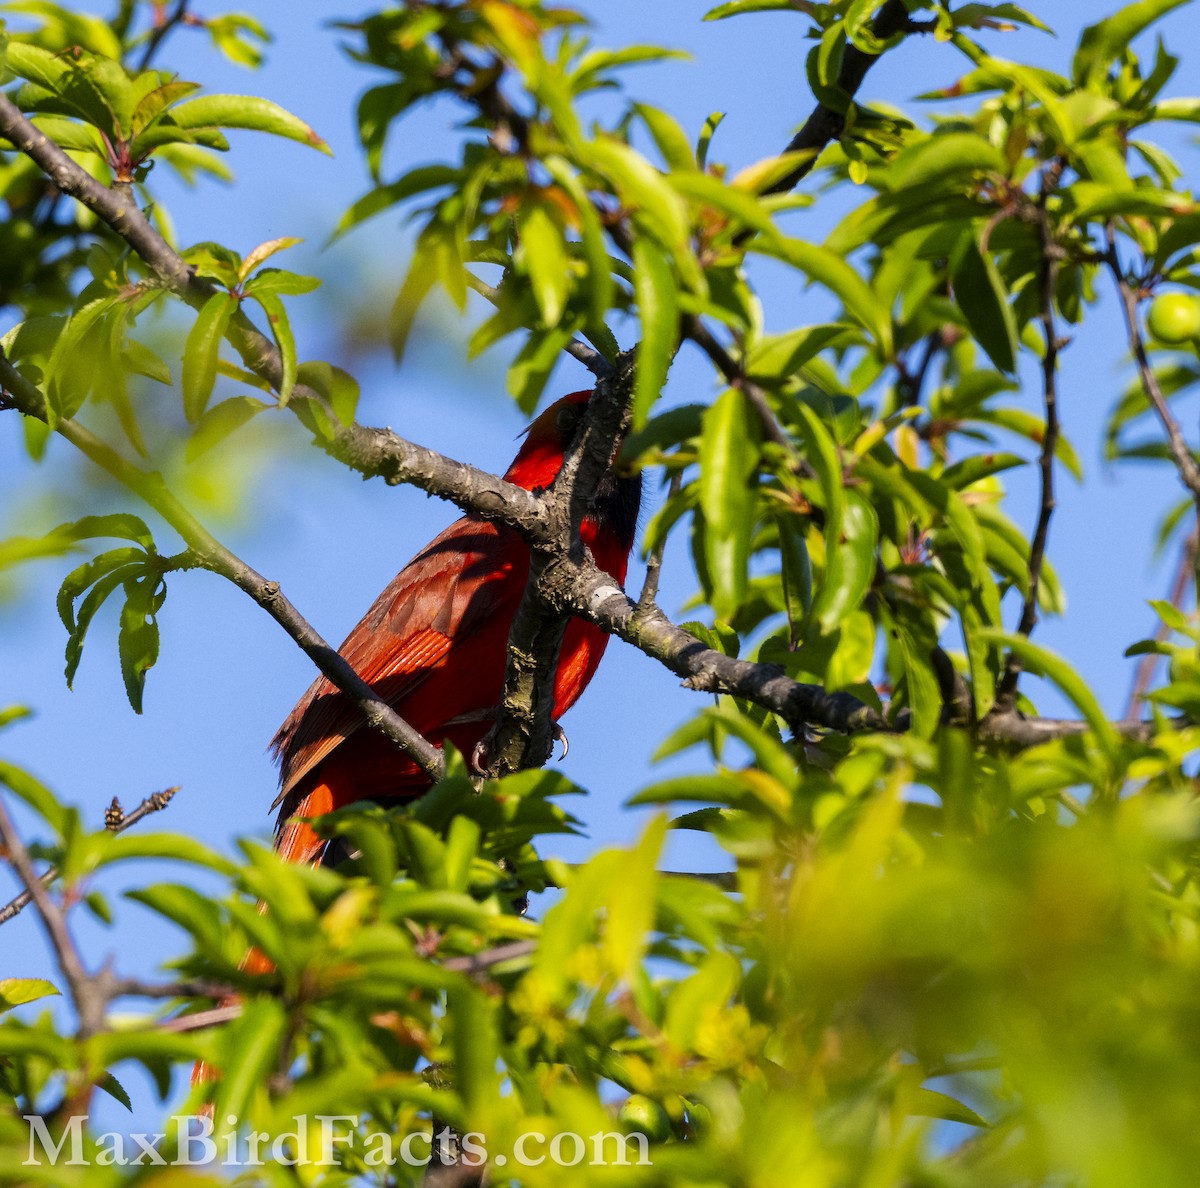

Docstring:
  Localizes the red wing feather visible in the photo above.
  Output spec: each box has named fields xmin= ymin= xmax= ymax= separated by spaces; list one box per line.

xmin=270 ymin=514 xmax=529 ymax=809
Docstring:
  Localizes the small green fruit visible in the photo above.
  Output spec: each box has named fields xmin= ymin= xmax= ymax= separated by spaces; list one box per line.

xmin=1147 ymin=292 xmax=1200 ymax=344
xmin=618 ymin=1094 xmax=672 ymax=1142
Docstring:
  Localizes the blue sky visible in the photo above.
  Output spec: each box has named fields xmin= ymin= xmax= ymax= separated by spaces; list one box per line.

xmin=2 ymin=0 xmax=1198 ymax=1128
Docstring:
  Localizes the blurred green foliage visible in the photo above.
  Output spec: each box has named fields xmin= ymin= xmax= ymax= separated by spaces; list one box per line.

xmin=3 ymin=0 xmax=1200 ymax=1184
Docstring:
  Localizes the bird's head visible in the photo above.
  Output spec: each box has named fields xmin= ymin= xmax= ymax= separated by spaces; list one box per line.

xmin=502 ymin=390 xmax=592 ymax=491
xmin=503 ymin=390 xmax=643 ymax=554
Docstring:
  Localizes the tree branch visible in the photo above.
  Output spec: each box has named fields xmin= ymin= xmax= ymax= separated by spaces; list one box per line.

xmin=481 ymin=354 xmax=639 ymax=777
xmin=0 ymin=796 xmax=102 ymax=1036
xmin=551 ymin=549 xmax=1168 ymax=748
xmin=764 ymin=0 xmax=923 ymax=197
xmin=0 ymin=356 xmax=445 ymax=782
xmin=1105 ymin=225 xmax=1200 ymax=588
xmin=0 ymin=787 xmax=179 ymax=927
xmin=0 ymin=94 xmax=551 ymax=542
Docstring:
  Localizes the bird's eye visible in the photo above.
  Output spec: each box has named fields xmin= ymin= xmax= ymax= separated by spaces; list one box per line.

xmin=555 ymin=402 xmax=582 ymax=433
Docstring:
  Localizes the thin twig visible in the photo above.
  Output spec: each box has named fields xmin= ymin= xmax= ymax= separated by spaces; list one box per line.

xmin=464 ymin=272 xmax=614 ymax=378
xmin=997 ymin=181 xmax=1064 ymax=706
xmin=159 ymin=941 xmax=541 ymax=1035
xmin=763 ymin=0 xmax=925 ymax=197
xmin=136 ymin=0 xmax=191 ymax=72
xmin=0 ymin=787 xmax=179 ymax=927
xmin=0 ymin=95 xmax=550 ymax=540
xmin=0 ymin=796 xmax=102 ymax=1036
xmin=639 ymin=473 xmax=681 ymax=611
xmin=0 ymin=356 xmax=445 ymax=783
xmin=158 ymin=1004 xmax=243 ymax=1034
xmin=1105 ymin=225 xmax=1200 ymax=591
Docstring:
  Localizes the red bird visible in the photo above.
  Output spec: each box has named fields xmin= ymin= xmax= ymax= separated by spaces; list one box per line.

xmin=269 ymin=390 xmax=642 ymax=865
xmin=193 ymin=391 xmax=638 ymax=1094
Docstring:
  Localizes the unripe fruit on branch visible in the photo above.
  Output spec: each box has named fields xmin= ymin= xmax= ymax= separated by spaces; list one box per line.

xmin=1147 ymin=291 xmax=1200 ymax=345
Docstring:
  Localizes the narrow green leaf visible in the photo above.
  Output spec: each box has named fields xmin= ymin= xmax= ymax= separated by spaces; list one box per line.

xmin=757 ymin=237 xmax=894 ymax=358
xmin=631 ymin=237 xmax=678 ymax=428
xmin=952 ymin=235 xmax=1018 ymax=374
xmin=517 ymin=200 xmax=570 ymax=327
xmin=700 ymin=389 xmax=762 ymax=618
xmin=182 ymin=292 xmax=236 ymax=423
xmin=240 ymin=268 xmax=321 ymax=297
xmin=704 ymin=0 xmax=796 ymax=17
xmin=250 ymin=291 xmax=296 ymax=404
xmin=170 ymin=94 xmax=332 ymax=154
xmin=635 ymin=103 xmax=695 ymax=170
xmin=211 ymin=998 xmax=287 ymax=1123
xmin=697 ymin=111 xmax=725 ymax=171
xmin=296 ymin=361 xmax=360 ymax=427
xmin=545 ymin=158 xmax=615 ymax=333
xmin=1073 ymin=0 xmax=1189 ymax=90
xmin=117 ymin=576 xmax=164 ymax=714
xmin=186 ymin=396 xmax=272 ymax=460
xmin=976 ymin=629 xmax=1120 ymax=757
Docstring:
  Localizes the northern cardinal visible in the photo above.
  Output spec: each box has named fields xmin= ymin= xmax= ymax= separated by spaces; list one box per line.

xmin=269 ymin=389 xmax=641 ymax=866
xmin=192 ymin=390 xmax=639 ymax=1096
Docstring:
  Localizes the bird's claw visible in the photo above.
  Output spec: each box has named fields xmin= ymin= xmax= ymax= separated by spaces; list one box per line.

xmin=471 ymin=737 xmax=492 ymax=777
xmin=553 ymin=722 xmax=569 ymax=761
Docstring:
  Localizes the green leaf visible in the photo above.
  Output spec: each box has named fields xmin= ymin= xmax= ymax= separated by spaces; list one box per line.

xmin=122 ymin=338 xmax=172 ymax=386
xmin=448 ymin=985 xmax=498 ymax=1114
xmin=182 ymin=292 xmax=237 ymax=422
xmin=700 ymin=389 xmax=762 ymax=618
xmin=628 ymin=773 xmax=750 ymax=806
xmin=952 ymin=234 xmax=1018 ymax=374
xmin=130 ymin=79 xmax=200 ymax=137
xmin=96 ymin=1072 xmax=133 ymax=1113
xmin=911 ymin=1087 xmax=989 ymax=1128
xmin=545 ymin=158 xmax=615 ymax=335
xmin=1073 ymin=0 xmax=1189 ymax=91
xmin=0 ymin=979 xmax=60 ymax=1014
xmin=331 ymin=165 xmax=460 ymax=242
xmin=211 ymin=997 xmax=288 ymax=1122
xmin=0 ymin=760 xmax=67 ymax=835
xmin=757 ymin=237 xmax=894 ymax=358
xmin=580 ymin=136 xmax=701 ymax=292
xmin=240 ymin=268 xmax=321 ymax=297
xmin=186 ymin=396 xmax=272 ymax=461
xmin=117 ymin=575 xmax=164 ymax=714
xmin=746 ymin=324 xmax=850 ymax=383
xmin=4 ymin=42 xmax=73 ymax=92
xmin=976 ymin=629 xmax=1120 ymax=758
xmin=815 ymin=488 xmax=879 ymax=632
xmin=705 ymin=0 xmax=798 ymax=19
xmin=62 ymin=563 xmax=141 ymax=688
xmin=888 ymin=131 xmax=1006 ymax=191
xmin=603 ymin=816 xmax=667 ymax=981
xmin=508 ymin=325 xmax=575 ymax=414
xmin=169 ymin=94 xmax=331 ymax=154
xmin=697 ymin=111 xmax=725 ymax=170
xmin=631 ymin=237 xmax=678 ymax=428
xmin=56 ymin=546 xmax=145 ymax=631
xmin=517 ymin=199 xmax=570 ymax=327
xmin=250 ymin=291 xmax=297 ymax=404
xmin=296 ymin=361 xmax=360 ymax=427
xmin=635 ymin=103 xmax=695 ymax=170
xmin=671 ymin=169 xmax=780 ymax=236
